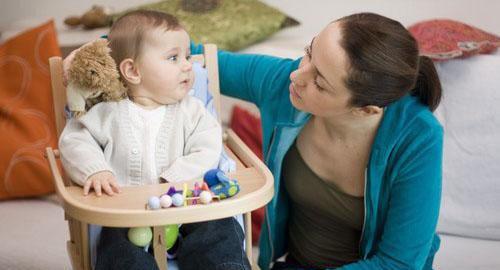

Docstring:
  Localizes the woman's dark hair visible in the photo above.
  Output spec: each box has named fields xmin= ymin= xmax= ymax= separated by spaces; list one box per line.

xmin=338 ymin=13 xmax=442 ymax=111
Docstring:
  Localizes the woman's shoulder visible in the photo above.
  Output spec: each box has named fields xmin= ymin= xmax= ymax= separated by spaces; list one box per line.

xmin=375 ymin=96 xmax=443 ymax=159
xmin=387 ymin=95 xmax=442 ymax=134
xmin=380 ymin=96 xmax=443 ymax=162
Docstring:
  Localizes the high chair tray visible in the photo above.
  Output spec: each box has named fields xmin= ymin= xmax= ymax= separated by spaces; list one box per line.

xmin=46 ymin=129 xmax=274 ymax=227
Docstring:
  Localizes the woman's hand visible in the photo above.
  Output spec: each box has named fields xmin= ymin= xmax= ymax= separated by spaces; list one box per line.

xmin=62 ymin=38 xmax=107 ymax=86
xmin=84 ymin=171 xmax=121 ymax=196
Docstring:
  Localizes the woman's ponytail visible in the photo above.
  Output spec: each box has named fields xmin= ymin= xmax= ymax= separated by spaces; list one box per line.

xmin=412 ymin=56 xmax=442 ymax=111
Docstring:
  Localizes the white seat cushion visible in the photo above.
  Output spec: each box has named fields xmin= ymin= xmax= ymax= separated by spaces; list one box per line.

xmin=434 ymin=50 xmax=500 ymax=240
xmin=434 ymin=233 xmax=500 ymax=270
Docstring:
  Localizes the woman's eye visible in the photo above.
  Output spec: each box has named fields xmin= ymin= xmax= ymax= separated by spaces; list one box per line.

xmin=304 ymin=46 xmax=312 ymax=59
xmin=314 ymin=79 xmax=324 ymax=91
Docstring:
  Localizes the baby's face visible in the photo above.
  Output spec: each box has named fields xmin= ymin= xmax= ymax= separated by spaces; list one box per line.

xmin=135 ymin=28 xmax=194 ymax=104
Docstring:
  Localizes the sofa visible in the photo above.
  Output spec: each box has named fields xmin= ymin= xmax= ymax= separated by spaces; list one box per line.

xmin=1 ymin=1 xmax=500 ymax=269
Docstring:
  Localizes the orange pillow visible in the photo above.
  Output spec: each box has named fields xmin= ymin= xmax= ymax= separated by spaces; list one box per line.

xmin=0 ymin=20 xmax=61 ymax=199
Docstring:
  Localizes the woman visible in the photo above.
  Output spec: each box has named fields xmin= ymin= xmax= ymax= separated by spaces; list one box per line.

xmin=65 ymin=12 xmax=442 ymax=270
xmin=193 ymin=12 xmax=443 ymax=270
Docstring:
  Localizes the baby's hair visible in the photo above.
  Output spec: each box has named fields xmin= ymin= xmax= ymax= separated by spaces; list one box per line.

xmin=108 ymin=10 xmax=182 ymax=66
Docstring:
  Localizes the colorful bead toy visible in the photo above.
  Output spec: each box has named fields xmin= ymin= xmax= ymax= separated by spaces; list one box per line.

xmin=145 ymin=170 xmax=241 ymax=210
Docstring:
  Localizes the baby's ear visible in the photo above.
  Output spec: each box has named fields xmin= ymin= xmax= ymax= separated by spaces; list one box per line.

xmin=119 ymin=58 xmax=140 ymax=85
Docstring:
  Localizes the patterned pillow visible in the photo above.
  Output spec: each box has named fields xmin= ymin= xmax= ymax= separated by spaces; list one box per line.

xmin=409 ymin=19 xmax=500 ymax=61
xmin=0 ymin=20 xmax=61 ymax=199
xmin=112 ymin=0 xmax=299 ymax=51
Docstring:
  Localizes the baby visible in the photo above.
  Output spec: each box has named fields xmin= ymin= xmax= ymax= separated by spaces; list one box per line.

xmin=60 ymin=10 xmax=221 ymax=196
xmin=60 ymin=10 xmax=250 ymax=270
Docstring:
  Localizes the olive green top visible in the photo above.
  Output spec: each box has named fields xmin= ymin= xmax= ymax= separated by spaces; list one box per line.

xmin=282 ymin=141 xmax=365 ymax=269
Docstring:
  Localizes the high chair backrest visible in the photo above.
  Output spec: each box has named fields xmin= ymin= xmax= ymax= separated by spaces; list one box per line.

xmin=49 ymin=44 xmax=221 ymax=187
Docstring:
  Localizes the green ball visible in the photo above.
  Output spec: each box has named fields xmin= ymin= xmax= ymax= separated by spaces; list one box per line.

xmin=128 ymin=227 xmax=153 ymax=247
xmin=164 ymin=224 xmax=179 ymax=250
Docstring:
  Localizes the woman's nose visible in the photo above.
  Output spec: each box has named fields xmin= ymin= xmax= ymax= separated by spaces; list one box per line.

xmin=290 ymin=64 xmax=311 ymax=87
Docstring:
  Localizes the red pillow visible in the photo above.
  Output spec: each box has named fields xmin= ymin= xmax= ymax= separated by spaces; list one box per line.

xmin=0 ymin=20 xmax=61 ymax=199
xmin=408 ymin=19 xmax=500 ymax=61
xmin=229 ymin=105 xmax=264 ymax=245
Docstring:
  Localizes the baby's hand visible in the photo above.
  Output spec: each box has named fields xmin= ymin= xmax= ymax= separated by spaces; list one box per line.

xmin=84 ymin=171 xmax=121 ymax=196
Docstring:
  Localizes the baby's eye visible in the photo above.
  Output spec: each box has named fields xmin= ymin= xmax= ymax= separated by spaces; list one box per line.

xmin=167 ymin=55 xmax=178 ymax=61
xmin=186 ymin=55 xmax=192 ymax=61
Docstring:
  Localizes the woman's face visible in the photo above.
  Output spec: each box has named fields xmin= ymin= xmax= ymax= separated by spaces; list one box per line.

xmin=289 ymin=22 xmax=353 ymax=118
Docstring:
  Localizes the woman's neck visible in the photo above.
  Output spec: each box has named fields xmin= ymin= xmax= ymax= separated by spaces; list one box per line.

xmin=312 ymin=110 xmax=384 ymax=143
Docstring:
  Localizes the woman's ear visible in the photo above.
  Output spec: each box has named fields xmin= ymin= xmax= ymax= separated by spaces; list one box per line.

xmin=353 ymin=105 xmax=383 ymax=117
xmin=119 ymin=58 xmax=141 ymax=85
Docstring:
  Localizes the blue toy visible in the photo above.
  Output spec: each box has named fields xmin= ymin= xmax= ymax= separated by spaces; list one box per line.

xmin=203 ymin=169 xmax=240 ymax=199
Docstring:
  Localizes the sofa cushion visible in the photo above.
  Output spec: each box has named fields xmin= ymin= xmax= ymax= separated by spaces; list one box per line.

xmin=433 ymin=49 xmax=500 ymax=240
xmin=0 ymin=20 xmax=61 ymax=199
xmin=434 ymin=233 xmax=500 ymax=270
xmin=409 ymin=19 xmax=500 ymax=61
xmin=112 ymin=0 xmax=299 ymax=51
xmin=0 ymin=196 xmax=70 ymax=269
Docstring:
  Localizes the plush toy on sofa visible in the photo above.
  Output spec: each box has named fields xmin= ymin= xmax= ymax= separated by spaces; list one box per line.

xmin=66 ymin=39 xmax=126 ymax=118
xmin=64 ymin=5 xmax=112 ymax=29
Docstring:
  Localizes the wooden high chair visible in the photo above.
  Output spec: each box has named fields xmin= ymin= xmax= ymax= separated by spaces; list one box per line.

xmin=45 ymin=44 xmax=273 ymax=270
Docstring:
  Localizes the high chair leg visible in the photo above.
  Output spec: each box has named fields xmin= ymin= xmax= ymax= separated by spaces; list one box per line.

xmin=244 ymin=212 xmax=253 ymax=267
xmin=80 ymin=221 xmax=90 ymax=270
xmin=66 ymin=216 xmax=90 ymax=270
xmin=153 ymin=226 xmax=167 ymax=270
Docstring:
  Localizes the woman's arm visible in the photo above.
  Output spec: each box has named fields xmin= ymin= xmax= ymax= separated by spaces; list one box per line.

xmin=191 ymin=43 xmax=299 ymax=108
xmin=338 ymin=127 xmax=443 ymax=270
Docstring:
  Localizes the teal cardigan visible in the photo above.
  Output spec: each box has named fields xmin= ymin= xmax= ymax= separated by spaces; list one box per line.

xmin=192 ymin=45 xmax=443 ymax=270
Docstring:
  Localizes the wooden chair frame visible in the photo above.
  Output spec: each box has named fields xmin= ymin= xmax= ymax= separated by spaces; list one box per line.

xmin=46 ymin=44 xmax=273 ymax=270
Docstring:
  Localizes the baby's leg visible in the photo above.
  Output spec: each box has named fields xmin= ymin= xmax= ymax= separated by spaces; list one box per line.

xmin=177 ymin=217 xmax=251 ymax=270
xmin=95 ymin=227 xmax=159 ymax=270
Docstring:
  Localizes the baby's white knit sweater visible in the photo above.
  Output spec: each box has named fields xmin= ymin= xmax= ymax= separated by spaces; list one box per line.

xmin=59 ymin=96 xmax=222 ymax=186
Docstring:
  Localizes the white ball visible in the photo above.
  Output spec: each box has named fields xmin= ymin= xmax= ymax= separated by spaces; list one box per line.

xmin=148 ymin=196 xmax=161 ymax=210
xmin=171 ymin=193 xmax=185 ymax=207
xmin=199 ymin=191 xmax=213 ymax=204
xmin=160 ymin=195 xmax=172 ymax=208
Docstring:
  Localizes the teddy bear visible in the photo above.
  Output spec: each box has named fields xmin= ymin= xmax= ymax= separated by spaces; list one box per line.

xmin=64 ymin=5 xmax=112 ymax=29
xmin=66 ymin=39 xmax=127 ymax=117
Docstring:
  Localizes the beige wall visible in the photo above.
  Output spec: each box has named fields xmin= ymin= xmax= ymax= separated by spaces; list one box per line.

xmin=2 ymin=0 xmax=499 ymax=123
xmin=1 ymin=0 xmax=499 ymax=35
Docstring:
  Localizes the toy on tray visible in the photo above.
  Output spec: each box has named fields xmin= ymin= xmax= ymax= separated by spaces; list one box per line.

xmin=203 ymin=169 xmax=240 ymax=199
xmin=145 ymin=169 xmax=240 ymax=210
